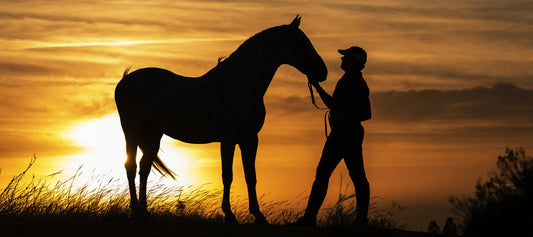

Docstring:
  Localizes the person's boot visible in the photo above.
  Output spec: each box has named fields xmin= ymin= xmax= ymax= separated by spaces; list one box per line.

xmin=356 ymin=207 xmax=369 ymax=227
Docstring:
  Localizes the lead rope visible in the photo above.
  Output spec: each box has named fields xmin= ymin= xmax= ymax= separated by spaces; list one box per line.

xmin=308 ymin=82 xmax=330 ymax=138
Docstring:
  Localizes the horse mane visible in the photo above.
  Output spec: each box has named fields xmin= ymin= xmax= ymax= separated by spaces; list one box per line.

xmin=123 ymin=66 xmax=133 ymax=78
xmin=214 ymin=25 xmax=289 ymax=68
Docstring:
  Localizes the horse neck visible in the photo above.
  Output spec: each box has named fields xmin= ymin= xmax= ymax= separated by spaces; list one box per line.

xmin=206 ymin=50 xmax=281 ymax=99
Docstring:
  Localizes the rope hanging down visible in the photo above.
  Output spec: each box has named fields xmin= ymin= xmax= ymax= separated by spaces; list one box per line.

xmin=308 ymin=82 xmax=328 ymax=110
xmin=308 ymin=82 xmax=330 ymax=138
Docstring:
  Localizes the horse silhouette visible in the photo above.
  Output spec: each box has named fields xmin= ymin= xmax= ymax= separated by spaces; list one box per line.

xmin=114 ymin=15 xmax=327 ymax=224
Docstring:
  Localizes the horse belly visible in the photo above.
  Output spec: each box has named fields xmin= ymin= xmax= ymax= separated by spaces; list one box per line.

xmin=165 ymin=125 xmax=221 ymax=144
xmin=152 ymin=112 xmax=222 ymax=144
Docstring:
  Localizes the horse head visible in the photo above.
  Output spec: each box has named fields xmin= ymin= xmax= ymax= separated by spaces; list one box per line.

xmin=278 ymin=15 xmax=327 ymax=84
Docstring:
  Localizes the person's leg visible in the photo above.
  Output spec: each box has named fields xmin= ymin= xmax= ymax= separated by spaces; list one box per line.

xmin=298 ymin=131 xmax=343 ymax=225
xmin=343 ymin=129 xmax=370 ymax=225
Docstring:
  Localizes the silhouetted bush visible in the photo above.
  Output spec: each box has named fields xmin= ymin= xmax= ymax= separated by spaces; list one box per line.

xmin=449 ymin=148 xmax=533 ymax=236
xmin=427 ymin=220 xmax=440 ymax=234
xmin=442 ymin=217 xmax=457 ymax=236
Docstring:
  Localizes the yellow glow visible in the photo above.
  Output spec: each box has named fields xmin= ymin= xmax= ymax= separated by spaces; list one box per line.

xmin=64 ymin=114 xmax=199 ymax=186
xmin=44 ymin=40 xmax=160 ymax=48
xmin=2 ymin=37 xmax=245 ymax=50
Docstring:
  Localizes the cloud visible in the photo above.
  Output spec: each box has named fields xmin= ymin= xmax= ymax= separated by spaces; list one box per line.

xmin=0 ymin=0 xmax=298 ymax=44
xmin=0 ymin=82 xmax=116 ymax=120
xmin=371 ymin=82 xmax=533 ymax=124
xmin=0 ymin=130 xmax=82 ymax=159
xmin=366 ymin=59 xmax=533 ymax=85
xmin=0 ymin=61 xmax=58 ymax=77
xmin=321 ymin=1 xmax=532 ymax=25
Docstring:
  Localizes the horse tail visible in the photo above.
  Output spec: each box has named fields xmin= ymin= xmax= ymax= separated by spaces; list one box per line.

xmin=152 ymin=155 xmax=177 ymax=180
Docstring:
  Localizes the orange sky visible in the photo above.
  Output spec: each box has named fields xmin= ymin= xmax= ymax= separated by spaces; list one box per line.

xmin=1 ymin=0 xmax=532 ymax=230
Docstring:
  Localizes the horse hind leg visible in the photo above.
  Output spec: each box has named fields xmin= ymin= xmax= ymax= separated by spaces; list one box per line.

xmin=137 ymin=132 xmax=163 ymax=214
xmin=124 ymin=136 xmax=139 ymax=212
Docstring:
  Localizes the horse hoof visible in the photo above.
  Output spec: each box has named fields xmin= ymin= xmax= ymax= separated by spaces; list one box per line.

xmin=254 ymin=217 xmax=269 ymax=225
xmin=131 ymin=207 xmax=149 ymax=220
xmin=224 ymin=215 xmax=239 ymax=224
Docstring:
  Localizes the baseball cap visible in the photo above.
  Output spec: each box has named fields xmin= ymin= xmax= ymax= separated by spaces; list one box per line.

xmin=338 ymin=46 xmax=366 ymax=64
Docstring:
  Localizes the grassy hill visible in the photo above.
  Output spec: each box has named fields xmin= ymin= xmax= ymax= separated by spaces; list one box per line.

xmin=1 ymin=157 xmax=437 ymax=237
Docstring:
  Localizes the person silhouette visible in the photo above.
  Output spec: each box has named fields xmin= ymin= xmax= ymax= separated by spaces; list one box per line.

xmin=296 ymin=46 xmax=371 ymax=226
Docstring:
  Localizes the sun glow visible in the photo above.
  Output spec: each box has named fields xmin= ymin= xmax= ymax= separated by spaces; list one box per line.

xmin=64 ymin=114 xmax=198 ymax=186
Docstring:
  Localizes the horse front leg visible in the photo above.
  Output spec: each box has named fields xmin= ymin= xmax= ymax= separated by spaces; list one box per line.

xmin=221 ymin=140 xmax=238 ymax=224
xmin=240 ymin=133 xmax=268 ymax=224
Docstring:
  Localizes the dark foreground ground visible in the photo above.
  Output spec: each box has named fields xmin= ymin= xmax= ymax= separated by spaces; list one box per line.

xmin=2 ymin=220 xmax=439 ymax=237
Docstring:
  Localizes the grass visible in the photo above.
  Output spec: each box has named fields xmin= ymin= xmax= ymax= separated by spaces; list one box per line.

xmin=0 ymin=156 xmax=428 ymax=237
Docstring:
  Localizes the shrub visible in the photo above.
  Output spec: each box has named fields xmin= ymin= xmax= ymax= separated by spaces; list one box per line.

xmin=448 ymin=148 xmax=533 ymax=236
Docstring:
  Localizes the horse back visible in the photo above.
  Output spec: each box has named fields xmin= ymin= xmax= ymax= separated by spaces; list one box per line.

xmin=115 ymin=67 xmax=220 ymax=139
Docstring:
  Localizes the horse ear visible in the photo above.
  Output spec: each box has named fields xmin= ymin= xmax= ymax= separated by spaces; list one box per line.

xmin=289 ymin=14 xmax=301 ymax=28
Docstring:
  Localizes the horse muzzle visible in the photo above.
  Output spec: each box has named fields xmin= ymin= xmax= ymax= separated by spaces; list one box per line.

xmin=307 ymin=68 xmax=327 ymax=84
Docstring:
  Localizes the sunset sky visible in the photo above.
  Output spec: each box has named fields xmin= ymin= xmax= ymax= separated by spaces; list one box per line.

xmin=1 ymin=0 xmax=532 ymax=230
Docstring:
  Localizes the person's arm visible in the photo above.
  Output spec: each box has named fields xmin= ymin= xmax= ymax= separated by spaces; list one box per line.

xmin=313 ymin=79 xmax=371 ymax=122
xmin=312 ymin=82 xmax=335 ymax=109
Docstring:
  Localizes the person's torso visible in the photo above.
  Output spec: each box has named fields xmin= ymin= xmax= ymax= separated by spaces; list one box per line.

xmin=329 ymin=72 xmax=369 ymax=129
